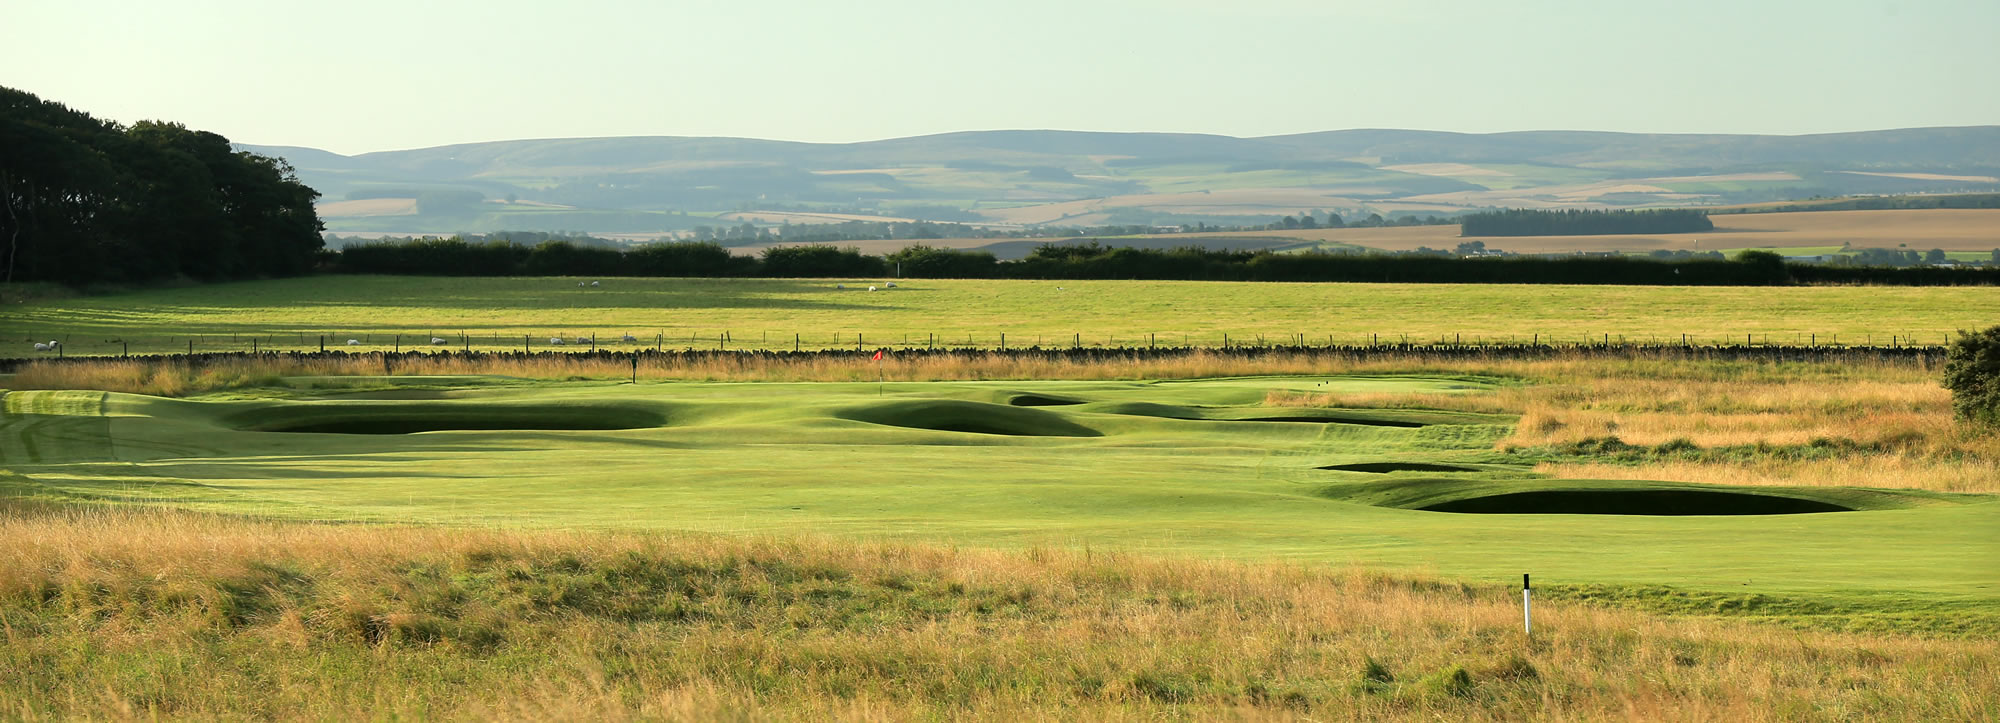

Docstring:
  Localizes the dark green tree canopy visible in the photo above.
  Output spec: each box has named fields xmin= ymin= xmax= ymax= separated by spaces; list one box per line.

xmin=0 ymin=86 xmax=324 ymax=284
xmin=1943 ymin=326 xmax=2000 ymax=427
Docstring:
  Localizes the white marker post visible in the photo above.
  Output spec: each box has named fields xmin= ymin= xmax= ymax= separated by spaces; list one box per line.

xmin=1522 ymin=573 xmax=1533 ymax=637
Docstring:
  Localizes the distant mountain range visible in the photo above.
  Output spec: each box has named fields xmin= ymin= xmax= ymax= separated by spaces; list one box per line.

xmin=238 ymin=127 xmax=2000 ymax=235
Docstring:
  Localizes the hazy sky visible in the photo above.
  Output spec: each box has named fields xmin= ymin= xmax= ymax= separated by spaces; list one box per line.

xmin=7 ymin=0 xmax=1996 ymax=155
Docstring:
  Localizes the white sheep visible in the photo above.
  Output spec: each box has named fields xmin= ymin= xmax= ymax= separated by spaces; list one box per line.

xmin=590 ymin=280 xmax=600 ymax=287
xmin=47 ymin=340 xmax=58 ymax=347
xmin=885 ymin=282 xmax=897 ymax=288
xmin=575 ymin=337 xmax=592 ymax=345
xmin=577 ymin=281 xmax=586 ymax=288
xmin=33 ymin=343 xmax=49 ymax=352
xmin=621 ymin=334 xmax=638 ymax=342
xmin=346 ymin=339 xmax=361 ymax=346
xmin=430 ymin=337 xmax=448 ymax=345
xmin=550 ymin=337 xmax=566 ymax=345
xmin=836 ymin=284 xmax=845 ymax=290
xmin=868 ymin=285 xmax=878 ymax=292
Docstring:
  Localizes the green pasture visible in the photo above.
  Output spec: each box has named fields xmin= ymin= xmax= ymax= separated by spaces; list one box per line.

xmin=4 ymin=377 xmax=1996 ymax=626
xmin=7 ymin=276 xmax=1996 ymax=357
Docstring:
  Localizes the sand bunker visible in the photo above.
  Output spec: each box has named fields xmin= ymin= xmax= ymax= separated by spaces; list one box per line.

xmin=1418 ymin=489 xmax=1852 ymax=516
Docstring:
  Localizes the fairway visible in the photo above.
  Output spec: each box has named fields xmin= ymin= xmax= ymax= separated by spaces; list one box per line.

xmin=8 ymin=275 xmax=1997 ymax=357
xmin=4 ymin=375 xmax=1993 ymax=629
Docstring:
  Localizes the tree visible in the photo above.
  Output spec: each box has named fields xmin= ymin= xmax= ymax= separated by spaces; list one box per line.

xmin=0 ymin=87 xmax=321 ymax=284
xmin=1943 ymin=325 xmax=2000 ymax=427
xmin=1926 ymin=248 xmax=1948 ymax=264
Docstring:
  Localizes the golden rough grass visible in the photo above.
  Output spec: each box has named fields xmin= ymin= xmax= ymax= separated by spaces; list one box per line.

xmin=1267 ymin=357 xmax=1999 ymax=493
xmin=1 ymin=502 xmax=1994 ymax=721
xmin=4 ymin=350 xmax=1561 ymax=395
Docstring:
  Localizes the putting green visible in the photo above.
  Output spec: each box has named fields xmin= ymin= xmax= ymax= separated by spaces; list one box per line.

xmin=2 ymin=376 xmax=1995 ymax=617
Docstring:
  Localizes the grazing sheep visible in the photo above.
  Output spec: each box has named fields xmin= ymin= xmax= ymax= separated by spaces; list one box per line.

xmin=836 ymin=284 xmax=845 ymax=290
xmin=885 ymin=282 xmax=897 ymax=288
xmin=550 ymin=337 xmax=566 ymax=345
xmin=33 ymin=343 xmax=49 ymax=351
xmin=590 ymin=281 xmax=600 ymax=287
xmin=621 ymin=334 xmax=638 ymax=342
xmin=575 ymin=337 xmax=592 ymax=345
xmin=868 ymin=285 xmax=878 ymax=292
xmin=346 ymin=339 xmax=361 ymax=345
xmin=430 ymin=337 xmax=448 ymax=345
xmin=577 ymin=282 xmax=587 ymax=288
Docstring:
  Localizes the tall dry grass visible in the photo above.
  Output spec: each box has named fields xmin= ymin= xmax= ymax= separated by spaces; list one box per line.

xmin=4 ymin=351 xmax=1555 ymax=395
xmin=1267 ymin=357 xmax=1999 ymax=493
xmin=1 ymin=501 xmax=1993 ymax=721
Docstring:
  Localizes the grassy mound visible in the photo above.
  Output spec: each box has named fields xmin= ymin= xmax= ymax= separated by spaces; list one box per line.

xmin=835 ymin=400 xmax=1101 ymax=437
xmin=2 ymin=501 xmax=1993 ymax=720
xmin=224 ymin=400 xmax=671 ymax=434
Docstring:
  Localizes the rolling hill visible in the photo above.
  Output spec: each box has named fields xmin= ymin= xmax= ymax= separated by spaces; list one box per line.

xmin=238 ymin=127 xmax=2000 ymax=235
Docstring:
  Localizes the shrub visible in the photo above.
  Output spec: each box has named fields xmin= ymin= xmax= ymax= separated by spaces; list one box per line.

xmin=1943 ymin=326 xmax=2000 ymax=427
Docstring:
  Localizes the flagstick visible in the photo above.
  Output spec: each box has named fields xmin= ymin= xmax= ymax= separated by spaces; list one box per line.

xmin=1522 ymin=573 xmax=1533 ymax=638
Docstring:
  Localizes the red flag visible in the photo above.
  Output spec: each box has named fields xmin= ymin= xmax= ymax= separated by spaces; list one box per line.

xmin=871 ymin=349 xmax=884 ymax=361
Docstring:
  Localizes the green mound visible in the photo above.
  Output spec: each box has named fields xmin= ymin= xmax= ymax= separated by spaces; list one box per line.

xmin=837 ymin=400 xmax=1101 ymax=437
xmin=1419 ymin=489 xmax=1853 ymax=516
xmin=226 ymin=401 xmax=670 ymax=434
xmin=1320 ymin=462 xmax=1481 ymax=473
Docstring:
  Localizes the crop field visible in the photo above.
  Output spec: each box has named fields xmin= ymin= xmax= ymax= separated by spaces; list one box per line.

xmin=718 ymin=207 xmax=2000 ymax=260
xmin=1169 ymin=208 xmax=2000 ymax=255
xmin=8 ymin=276 xmax=1999 ymax=357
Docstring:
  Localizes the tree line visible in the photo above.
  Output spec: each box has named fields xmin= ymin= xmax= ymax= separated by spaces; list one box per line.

xmin=328 ymin=238 xmax=2000 ymax=286
xmin=1459 ymin=208 xmax=1714 ymax=237
xmin=0 ymin=86 xmax=324 ymax=284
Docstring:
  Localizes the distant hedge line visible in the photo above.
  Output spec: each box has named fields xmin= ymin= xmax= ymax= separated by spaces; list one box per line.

xmin=330 ymin=238 xmax=2000 ymax=286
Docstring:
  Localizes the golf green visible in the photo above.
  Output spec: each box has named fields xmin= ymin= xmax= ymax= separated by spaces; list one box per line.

xmin=3 ymin=375 xmax=1994 ymax=614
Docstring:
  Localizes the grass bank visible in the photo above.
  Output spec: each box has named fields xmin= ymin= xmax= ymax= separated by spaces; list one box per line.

xmin=3 ymin=501 xmax=1993 ymax=721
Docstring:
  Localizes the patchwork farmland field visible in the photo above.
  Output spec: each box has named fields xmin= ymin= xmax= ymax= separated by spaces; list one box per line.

xmin=720 ymin=207 xmax=2000 ymax=259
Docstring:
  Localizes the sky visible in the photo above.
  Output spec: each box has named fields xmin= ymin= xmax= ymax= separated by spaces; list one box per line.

xmin=6 ymin=0 xmax=1997 ymax=155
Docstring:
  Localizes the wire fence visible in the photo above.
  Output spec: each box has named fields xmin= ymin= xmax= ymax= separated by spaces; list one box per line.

xmin=2 ymin=326 xmax=1964 ymax=361
xmin=0 ymin=334 xmax=1951 ymax=373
